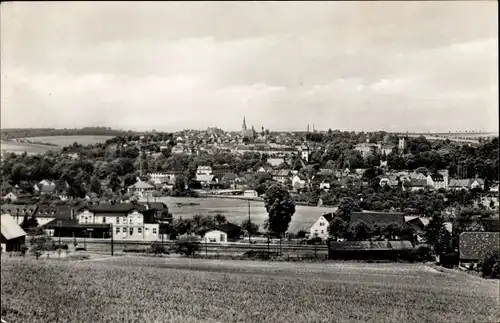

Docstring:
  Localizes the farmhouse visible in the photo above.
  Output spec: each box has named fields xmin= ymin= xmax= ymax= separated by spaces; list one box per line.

xmin=75 ymin=203 xmax=160 ymax=241
xmin=1 ymin=213 xmax=27 ymax=252
xmin=309 ymin=213 xmax=333 ymax=240
xmin=127 ymin=181 xmax=155 ymax=198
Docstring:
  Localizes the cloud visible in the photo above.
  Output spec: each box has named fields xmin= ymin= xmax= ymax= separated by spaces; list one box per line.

xmin=1 ymin=2 xmax=497 ymax=132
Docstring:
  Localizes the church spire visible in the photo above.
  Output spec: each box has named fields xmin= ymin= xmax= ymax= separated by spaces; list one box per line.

xmin=242 ymin=117 xmax=247 ymax=130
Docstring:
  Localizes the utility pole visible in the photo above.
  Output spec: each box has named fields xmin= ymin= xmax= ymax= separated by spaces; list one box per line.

xmin=58 ymin=220 xmax=61 ymax=244
xmin=247 ymin=200 xmax=251 ymax=245
xmin=110 ymin=223 xmax=114 ymax=256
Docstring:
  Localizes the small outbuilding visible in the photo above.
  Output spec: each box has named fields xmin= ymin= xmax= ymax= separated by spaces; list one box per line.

xmin=1 ymin=213 xmax=27 ymax=252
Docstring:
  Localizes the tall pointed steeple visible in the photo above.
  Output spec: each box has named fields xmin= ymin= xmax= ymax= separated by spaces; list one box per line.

xmin=242 ymin=117 xmax=247 ymax=130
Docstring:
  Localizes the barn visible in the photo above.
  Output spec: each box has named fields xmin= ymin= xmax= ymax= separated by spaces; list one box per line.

xmin=1 ymin=213 xmax=27 ymax=252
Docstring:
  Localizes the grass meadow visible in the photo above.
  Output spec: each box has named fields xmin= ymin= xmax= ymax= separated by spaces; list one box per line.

xmin=153 ymin=197 xmax=337 ymax=233
xmin=1 ymin=136 xmax=113 ymax=155
xmin=1 ymin=256 xmax=498 ymax=323
xmin=21 ymin=135 xmax=114 ymax=146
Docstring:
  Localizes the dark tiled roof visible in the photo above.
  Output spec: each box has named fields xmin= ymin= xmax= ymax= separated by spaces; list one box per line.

xmin=430 ymin=174 xmax=444 ymax=181
xmin=349 ymin=212 xmax=405 ymax=230
xmin=215 ymin=222 xmax=241 ymax=233
xmin=322 ymin=213 xmax=334 ymax=222
xmin=0 ymin=204 xmax=38 ymax=216
xmin=79 ymin=203 xmax=146 ymax=213
xmin=137 ymin=202 xmax=168 ymax=211
xmin=459 ymin=232 xmax=500 ymax=261
xmin=34 ymin=204 xmax=74 ymax=219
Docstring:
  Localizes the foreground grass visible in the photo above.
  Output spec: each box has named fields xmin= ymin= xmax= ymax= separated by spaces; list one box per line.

xmin=1 ymin=257 xmax=499 ymax=323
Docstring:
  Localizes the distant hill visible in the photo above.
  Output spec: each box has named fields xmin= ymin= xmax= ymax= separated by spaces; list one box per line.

xmin=0 ymin=127 xmax=143 ymax=140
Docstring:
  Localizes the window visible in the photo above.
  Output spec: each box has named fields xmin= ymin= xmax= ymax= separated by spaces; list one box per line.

xmin=129 ymin=218 xmax=133 ymax=224
xmin=145 ymin=228 xmax=149 ymax=231
xmin=122 ymin=228 xmax=126 ymax=233
xmin=102 ymin=217 xmax=106 ymax=223
xmin=116 ymin=217 xmax=120 ymax=224
xmin=115 ymin=227 xmax=120 ymax=234
xmin=210 ymin=238 xmax=216 ymax=243
xmin=138 ymin=228 xmax=142 ymax=234
xmin=129 ymin=228 xmax=134 ymax=236
xmin=320 ymin=222 xmax=325 ymax=226
xmin=321 ymin=230 xmax=324 ymax=234
xmin=152 ymin=228 xmax=157 ymax=234
xmin=220 ymin=234 xmax=225 ymax=242
xmin=84 ymin=216 xmax=88 ymax=224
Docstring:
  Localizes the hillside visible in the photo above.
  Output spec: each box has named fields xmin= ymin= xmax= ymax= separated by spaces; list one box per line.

xmin=0 ymin=127 xmax=142 ymax=140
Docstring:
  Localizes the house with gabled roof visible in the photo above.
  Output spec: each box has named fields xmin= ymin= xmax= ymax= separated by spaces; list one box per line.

xmin=1 ymin=213 xmax=27 ymax=252
xmin=309 ymin=213 xmax=334 ymax=240
xmin=426 ymin=173 xmax=448 ymax=190
xmin=127 ymin=181 xmax=155 ymax=198
xmin=271 ymin=169 xmax=292 ymax=184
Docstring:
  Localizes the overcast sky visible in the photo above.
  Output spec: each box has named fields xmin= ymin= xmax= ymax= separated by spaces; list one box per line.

xmin=1 ymin=1 xmax=498 ymax=132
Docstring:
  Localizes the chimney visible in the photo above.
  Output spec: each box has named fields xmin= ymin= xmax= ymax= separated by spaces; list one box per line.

xmin=71 ymin=208 xmax=75 ymax=220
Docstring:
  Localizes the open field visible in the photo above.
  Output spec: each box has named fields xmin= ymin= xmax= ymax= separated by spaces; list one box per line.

xmin=0 ymin=141 xmax=60 ymax=155
xmin=20 ymin=135 xmax=114 ymax=146
xmin=150 ymin=197 xmax=336 ymax=233
xmin=1 ymin=136 xmax=113 ymax=155
xmin=1 ymin=256 xmax=499 ymax=323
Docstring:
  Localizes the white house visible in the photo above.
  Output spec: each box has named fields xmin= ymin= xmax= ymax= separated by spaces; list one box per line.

xmin=319 ymin=180 xmax=331 ymax=190
xmin=201 ymin=230 xmax=228 ymax=243
xmin=299 ymin=143 xmax=310 ymax=162
xmin=427 ymin=174 xmax=448 ymax=190
xmin=243 ymin=190 xmax=259 ymax=198
xmin=309 ymin=213 xmax=334 ymax=240
xmin=197 ymin=166 xmax=213 ymax=175
xmin=470 ymin=178 xmax=485 ymax=190
xmin=76 ymin=204 xmax=160 ymax=241
xmin=292 ymin=174 xmax=307 ymax=190
xmin=127 ymin=181 xmax=155 ymax=198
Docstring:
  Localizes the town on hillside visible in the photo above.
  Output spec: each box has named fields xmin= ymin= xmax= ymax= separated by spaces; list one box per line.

xmin=1 ymin=121 xmax=498 ymax=273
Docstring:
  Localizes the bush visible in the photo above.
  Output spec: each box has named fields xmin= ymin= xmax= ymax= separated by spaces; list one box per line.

xmin=173 ymin=237 xmax=201 ymax=256
xmin=440 ymin=252 xmax=459 ymax=268
xmin=149 ymin=242 xmax=169 ymax=255
xmin=480 ymin=250 xmax=500 ymax=279
xmin=54 ymin=244 xmax=69 ymax=250
xmin=306 ymin=237 xmax=324 ymax=245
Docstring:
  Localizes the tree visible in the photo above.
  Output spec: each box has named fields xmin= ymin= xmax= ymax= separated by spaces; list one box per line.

xmin=328 ymin=216 xmax=347 ymax=240
xmin=263 ymin=184 xmax=296 ymax=241
xmin=214 ymin=214 xmax=227 ymax=225
xmin=351 ymin=221 xmax=371 ymax=241
xmin=242 ymin=219 xmax=260 ymax=237
xmin=90 ymin=176 xmax=101 ymax=194
xmin=424 ymin=212 xmax=451 ymax=255
xmin=336 ymin=197 xmax=361 ymax=222
xmin=481 ymin=250 xmax=500 ymax=279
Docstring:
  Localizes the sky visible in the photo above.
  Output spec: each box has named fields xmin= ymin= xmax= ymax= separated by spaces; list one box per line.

xmin=1 ymin=1 xmax=498 ymax=133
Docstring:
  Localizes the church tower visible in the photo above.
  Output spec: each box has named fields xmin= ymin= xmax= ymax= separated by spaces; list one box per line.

xmin=242 ymin=117 xmax=247 ymax=131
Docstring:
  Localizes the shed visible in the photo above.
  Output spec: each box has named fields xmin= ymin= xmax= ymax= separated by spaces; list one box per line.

xmin=1 ymin=213 xmax=27 ymax=252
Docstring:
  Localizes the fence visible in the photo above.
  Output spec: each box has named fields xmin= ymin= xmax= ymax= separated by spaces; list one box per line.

xmin=56 ymin=237 xmax=329 ymax=259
